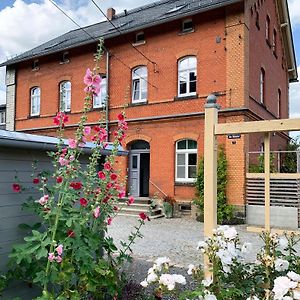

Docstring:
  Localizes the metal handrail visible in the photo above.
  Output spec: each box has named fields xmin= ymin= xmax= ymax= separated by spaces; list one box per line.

xmin=149 ymin=179 xmax=168 ymax=197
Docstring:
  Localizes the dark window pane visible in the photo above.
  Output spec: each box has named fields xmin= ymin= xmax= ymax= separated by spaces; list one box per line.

xmin=190 ymin=82 xmax=196 ymax=93
xmin=177 ymin=140 xmax=186 ymax=149
xmin=188 ymin=153 xmax=197 ymax=165
xmin=132 ymin=156 xmax=138 ymax=168
xmin=188 ymin=140 xmax=197 ymax=149
xmin=190 ymin=72 xmax=196 ymax=81
xmin=188 ymin=166 xmax=196 ymax=178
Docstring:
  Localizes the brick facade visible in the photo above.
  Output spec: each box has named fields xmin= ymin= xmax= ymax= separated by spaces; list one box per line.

xmin=7 ymin=0 xmax=293 ymax=210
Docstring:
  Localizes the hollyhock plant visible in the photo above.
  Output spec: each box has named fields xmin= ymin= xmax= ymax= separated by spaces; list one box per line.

xmin=6 ymin=41 xmax=149 ymax=300
xmin=33 ymin=178 xmax=40 ymax=184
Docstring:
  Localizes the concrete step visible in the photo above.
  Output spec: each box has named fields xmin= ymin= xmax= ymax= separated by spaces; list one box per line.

xmin=118 ymin=212 xmax=165 ymax=219
xmin=119 ymin=197 xmax=152 ymax=205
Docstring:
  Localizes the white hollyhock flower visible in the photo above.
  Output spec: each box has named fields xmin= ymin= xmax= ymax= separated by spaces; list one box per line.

xmin=140 ymin=280 xmax=148 ymax=287
xmin=159 ymin=274 xmax=176 ymax=290
xmin=216 ymin=249 xmax=233 ymax=265
xmin=223 ymin=227 xmax=238 ymax=240
xmin=187 ymin=264 xmax=196 ymax=275
xmin=173 ymin=274 xmax=186 ymax=285
xmin=147 ymin=272 xmax=158 ymax=283
xmin=273 ymin=276 xmax=298 ymax=299
xmin=278 ymin=237 xmax=289 ymax=250
xmin=275 ymin=259 xmax=289 ymax=272
xmin=241 ymin=242 xmax=252 ymax=254
xmin=155 ymin=257 xmax=170 ymax=267
xmin=202 ymin=277 xmax=213 ymax=287
xmin=287 ymin=271 xmax=300 ymax=282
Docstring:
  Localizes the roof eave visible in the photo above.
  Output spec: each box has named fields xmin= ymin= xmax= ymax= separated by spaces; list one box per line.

xmin=276 ymin=0 xmax=298 ymax=82
xmin=0 ymin=0 xmax=243 ymax=68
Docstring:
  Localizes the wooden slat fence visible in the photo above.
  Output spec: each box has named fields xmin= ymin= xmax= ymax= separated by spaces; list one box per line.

xmin=246 ymin=173 xmax=300 ymax=226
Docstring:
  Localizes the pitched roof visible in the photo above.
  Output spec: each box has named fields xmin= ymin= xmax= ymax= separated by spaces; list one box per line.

xmin=0 ymin=0 xmax=242 ymax=67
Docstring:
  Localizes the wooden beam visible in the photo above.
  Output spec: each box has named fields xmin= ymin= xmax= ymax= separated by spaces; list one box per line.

xmin=247 ymin=226 xmax=300 ymax=235
xmin=215 ymin=118 xmax=300 ymax=135
xmin=264 ymin=133 xmax=271 ymax=231
xmin=247 ymin=173 xmax=300 ymax=179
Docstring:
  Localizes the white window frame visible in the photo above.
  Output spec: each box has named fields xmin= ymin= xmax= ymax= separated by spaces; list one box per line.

xmin=178 ymin=56 xmax=197 ymax=97
xmin=60 ymin=81 xmax=71 ymax=112
xmin=0 ymin=111 xmax=5 ymax=125
xmin=260 ymin=68 xmax=265 ymax=104
xmin=30 ymin=87 xmax=40 ymax=116
xmin=93 ymin=76 xmax=107 ymax=109
xmin=175 ymin=139 xmax=197 ymax=183
xmin=132 ymin=66 xmax=147 ymax=104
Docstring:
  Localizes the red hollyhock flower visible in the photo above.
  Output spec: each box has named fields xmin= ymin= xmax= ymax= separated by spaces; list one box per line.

xmin=139 ymin=212 xmax=150 ymax=221
xmin=70 ymin=182 xmax=82 ymax=190
xmin=56 ymin=176 xmax=63 ymax=183
xmin=113 ymin=206 xmax=119 ymax=211
xmin=110 ymin=173 xmax=118 ymax=181
xmin=12 ymin=183 xmax=21 ymax=193
xmin=117 ymin=113 xmax=125 ymax=122
xmin=104 ymin=161 xmax=111 ymax=171
xmin=79 ymin=198 xmax=88 ymax=207
xmin=107 ymin=217 xmax=113 ymax=225
xmin=97 ymin=171 xmax=105 ymax=180
xmin=67 ymin=230 xmax=75 ymax=238
xmin=33 ymin=178 xmax=40 ymax=184
xmin=127 ymin=196 xmax=135 ymax=206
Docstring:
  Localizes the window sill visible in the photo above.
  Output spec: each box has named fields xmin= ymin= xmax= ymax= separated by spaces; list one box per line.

xmin=132 ymin=41 xmax=146 ymax=47
xmin=129 ymin=101 xmax=148 ymax=107
xmin=178 ymin=29 xmax=195 ymax=36
xmin=175 ymin=181 xmax=196 ymax=187
xmin=91 ymin=106 xmax=106 ymax=111
xmin=28 ymin=115 xmax=40 ymax=119
xmin=174 ymin=94 xmax=198 ymax=101
xmin=59 ymin=60 xmax=70 ymax=65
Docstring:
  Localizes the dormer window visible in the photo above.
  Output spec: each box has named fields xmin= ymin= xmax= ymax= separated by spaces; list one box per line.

xmin=135 ymin=32 xmax=145 ymax=44
xmin=60 ymin=51 xmax=70 ymax=64
xmin=32 ymin=59 xmax=39 ymax=71
xmin=182 ymin=19 xmax=193 ymax=33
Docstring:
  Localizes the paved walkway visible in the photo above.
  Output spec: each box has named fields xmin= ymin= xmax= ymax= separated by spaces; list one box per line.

xmin=107 ymin=216 xmax=292 ymax=268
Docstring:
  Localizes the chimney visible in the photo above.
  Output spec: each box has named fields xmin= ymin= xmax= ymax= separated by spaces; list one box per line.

xmin=107 ymin=8 xmax=116 ymax=21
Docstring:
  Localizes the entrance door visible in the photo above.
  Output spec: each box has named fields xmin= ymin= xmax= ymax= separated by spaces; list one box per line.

xmin=129 ymin=154 xmax=140 ymax=197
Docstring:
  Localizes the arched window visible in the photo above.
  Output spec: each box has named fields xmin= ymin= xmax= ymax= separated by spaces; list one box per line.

xmin=93 ymin=76 xmax=107 ymax=108
xmin=60 ymin=81 xmax=71 ymax=112
xmin=178 ymin=56 xmax=197 ymax=97
xmin=132 ymin=66 xmax=147 ymax=103
xmin=176 ymin=139 xmax=197 ymax=182
xmin=260 ymin=68 xmax=265 ymax=104
xmin=30 ymin=87 xmax=40 ymax=116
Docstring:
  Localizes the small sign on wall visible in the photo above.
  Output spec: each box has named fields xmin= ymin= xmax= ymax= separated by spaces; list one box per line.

xmin=227 ymin=134 xmax=241 ymax=139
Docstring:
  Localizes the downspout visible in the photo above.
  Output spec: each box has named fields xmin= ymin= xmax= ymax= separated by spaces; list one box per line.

xmin=105 ymin=50 xmax=110 ymax=141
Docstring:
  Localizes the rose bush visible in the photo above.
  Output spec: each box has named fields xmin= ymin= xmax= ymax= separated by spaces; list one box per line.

xmin=3 ymin=42 xmax=149 ymax=300
xmin=141 ymin=226 xmax=300 ymax=300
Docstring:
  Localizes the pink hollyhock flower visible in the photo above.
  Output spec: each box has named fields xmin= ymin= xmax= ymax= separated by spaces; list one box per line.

xmin=107 ymin=217 xmax=113 ymax=225
xmin=93 ymin=206 xmax=100 ymax=218
xmin=59 ymin=156 xmax=69 ymax=166
xmin=79 ymin=197 xmax=88 ymax=207
xmin=104 ymin=162 xmax=111 ymax=171
xmin=39 ymin=195 xmax=49 ymax=206
xmin=56 ymin=256 xmax=62 ymax=263
xmin=69 ymin=155 xmax=75 ymax=162
xmin=127 ymin=196 xmax=135 ymax=206
xmin=33 ymin=178 xmax=40 ymax=184
xmin=70 ymin=182 xmax=82 ymax=190
xmin=119 ymin=190 xmax=126 ymax=199
xmin=12 ymin=183 xmax=21 ymax=193
xmin=62 ymin=148 xmax=68 ymax=155
xmin=83 ymin=126 xmax=91 ymax=136
xmin=117 ymin=113 xmax=125 ymax=122
xmin=84 ymin=68 xmax=93 ymax=85
xmin=48 ymin=253 xmax=55 ymax=262
xmin=98 ymin=171 xmax=105 ymax=180
xmin=56 ymin=176 xmax=63 ymax=183
xmin=56 ymin=244 xmax=63 ymax=256
xmin=106 ymin=182 xmax=113 ymax=189
xmin=139 ymin=212 xmax=150 ymax=221
xmin=110 ymin=173 xmax=118 ymax=181
xmin=68 ymin=138 xmax=77 ymax=149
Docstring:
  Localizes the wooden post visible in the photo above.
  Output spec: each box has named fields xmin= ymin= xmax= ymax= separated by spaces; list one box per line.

xmin=264 ymin=133 xmax=271 ymax=231
xmin=204 ymin=94 xmax=219 ymax=237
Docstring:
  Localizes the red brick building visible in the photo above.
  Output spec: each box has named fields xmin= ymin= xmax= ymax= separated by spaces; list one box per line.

xmin=1 ymin=0 xmax=297 ymax=213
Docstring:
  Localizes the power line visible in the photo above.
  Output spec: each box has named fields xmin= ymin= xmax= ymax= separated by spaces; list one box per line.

xmin=48 ymin=0 xmax=157 ymax=89
xmin=90 ymin=0 xmax=157 ymax=66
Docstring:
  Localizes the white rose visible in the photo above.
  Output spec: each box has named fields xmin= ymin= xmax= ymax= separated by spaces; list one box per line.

xmin=287 ymin=271 xmax=300 ymax=282
xmin=223 ymin=227 xmax=237 ymax=240
xmin=273 ymin=276 xmax=298 ymax=299
xmin=241 ymin=242 xmax=252 ymax=254
xmin=147 ymin=272 xmax=158 ymax=283
xmin=173 ymin=274 xmax=186 ymax=285
xmin=155 ymin=257 xmax=170 ymax=267
xmin=159 ymin=274 xmax=176 ymax=290
xmin=187 ymin=264 xmax=195 ymax=275
xmin=275 ymin=259 xmax=289 ymax=272
xmin=140 ymin=280 xmax=148 ymax=287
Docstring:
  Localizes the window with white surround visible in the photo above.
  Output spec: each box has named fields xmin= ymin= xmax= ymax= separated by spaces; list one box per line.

xmin=132 ymin=66 xmax=147 ymax=103
xmin=30 ymin=87 xmax=40 ymax=116
xmin=176 ymin=139 xmax=197 ymax=182
xmin=178 ymin=56 xmax=197 ymax=97
xmin=60 ymin=81 xmax=71 ymax=112
xmin=260 ymin=68 xmax=265 ymax=104
xmin=93 ymin=76 xmax=107 ymax=108
xmin=0 ymin=111 xmax=5 ymax=124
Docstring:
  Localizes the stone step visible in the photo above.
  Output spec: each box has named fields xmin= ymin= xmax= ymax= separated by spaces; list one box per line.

xmin=118 ymin=212 xmax=165 ymax=219
xmin=119 ymin=197 xmax=152 ymax=205
xmin=119 ymin=203 xmax=152 ymax=210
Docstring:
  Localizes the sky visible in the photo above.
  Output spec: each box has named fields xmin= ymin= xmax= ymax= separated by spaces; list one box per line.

xmin=0 ymin=0 xmax=299 ymax=125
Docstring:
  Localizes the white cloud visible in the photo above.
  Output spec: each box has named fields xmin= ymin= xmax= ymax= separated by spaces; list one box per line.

xmin=288 ymin=0 xmax=300 ymax=28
